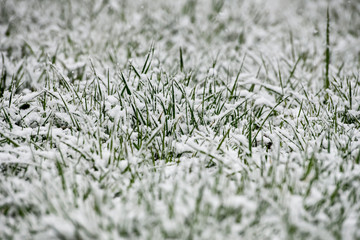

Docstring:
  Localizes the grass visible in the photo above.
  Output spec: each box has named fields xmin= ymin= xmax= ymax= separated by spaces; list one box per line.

xmin=324 ymin=6 xmax=331 ymax=90
xmin=0 ymin=0 xmax=360 ymax=239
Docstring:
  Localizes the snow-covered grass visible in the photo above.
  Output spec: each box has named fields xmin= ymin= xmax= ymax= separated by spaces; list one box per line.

xmin=1 ymin=0 xmax=360 ymax=239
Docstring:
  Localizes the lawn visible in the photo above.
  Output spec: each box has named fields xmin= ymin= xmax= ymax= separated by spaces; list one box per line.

xmin=0 ymin=0 xmax=360 ymax=239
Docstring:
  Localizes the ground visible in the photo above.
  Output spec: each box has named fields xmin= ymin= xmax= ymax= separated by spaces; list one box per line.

xmin=0 ymin=0 xmax=360 ymax=239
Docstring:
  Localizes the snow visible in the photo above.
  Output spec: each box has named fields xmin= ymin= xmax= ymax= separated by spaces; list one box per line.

xmin=208 ymin=68 xmax=218 ymax=76
xmin=254 ymin=96 xmax=275 ymax=108
xmin=1 ymin=0 xmax=360 ymax=239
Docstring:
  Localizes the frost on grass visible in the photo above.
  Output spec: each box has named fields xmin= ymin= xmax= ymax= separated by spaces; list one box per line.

xmin=1 ymin=0 xmax=360 ymax=239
